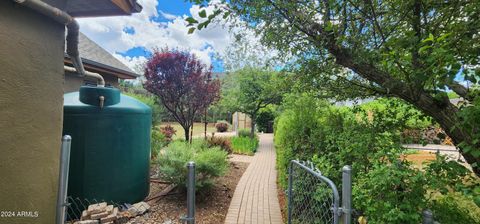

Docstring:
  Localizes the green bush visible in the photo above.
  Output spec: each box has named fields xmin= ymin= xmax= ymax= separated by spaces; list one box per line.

xmin=256 ymin=107 xmax=276 ymax=133
xmin=124 ymin=92 xmax=164 ymax=126
xmin=353 ymin=162 xmax=427 ymax=224
xmin=274 ymin=93 xmax=331 ymax=187
xmin=429 ymin=192 xmax=480 ymax=224
xmin=151 ymin=128 xmax=167 ymax=160
xmin=238 ymin=129 xmax=252 ymax=138
xmin=157 ymin=141 xmax=228 ymax=191
xmin=231 ymin=136 xmax=259 ymax=155
xmin=274 ymin=93 xmax=480 ymax=223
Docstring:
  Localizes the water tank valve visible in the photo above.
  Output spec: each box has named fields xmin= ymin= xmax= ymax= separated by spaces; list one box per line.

xmin=99 ymin=96 xmax=105 ymax=109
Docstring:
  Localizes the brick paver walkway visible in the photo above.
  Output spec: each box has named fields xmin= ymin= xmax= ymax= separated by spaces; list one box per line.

xmin=225 ymin=134 xmax=283 ymax=224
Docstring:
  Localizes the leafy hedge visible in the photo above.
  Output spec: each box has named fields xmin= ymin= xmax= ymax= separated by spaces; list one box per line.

xmin=274 ymin=93 xmax=479 ymax=223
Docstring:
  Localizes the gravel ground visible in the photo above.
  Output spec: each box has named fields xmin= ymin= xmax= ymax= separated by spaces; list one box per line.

xmin=128 ymin=161 xmax=249 ymax=224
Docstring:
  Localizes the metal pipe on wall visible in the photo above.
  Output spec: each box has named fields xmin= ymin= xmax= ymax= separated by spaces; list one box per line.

xmin=64 ymin=66 xmax=105 ymax=87
xmin=13 ymin=0 xmax=105 ymax=87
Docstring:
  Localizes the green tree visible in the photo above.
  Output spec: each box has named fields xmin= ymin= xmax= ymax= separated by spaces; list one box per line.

xmin=223 ymin=67 xmax=283 ymax=137
xmin=187 ymin=0 xmax=480 ymax=175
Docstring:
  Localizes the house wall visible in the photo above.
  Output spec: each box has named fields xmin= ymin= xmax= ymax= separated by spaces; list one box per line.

xmin=0 ymin=1 xmax=66 ymax=223
xmin=64 ymin=71 xmax=119 ymax=93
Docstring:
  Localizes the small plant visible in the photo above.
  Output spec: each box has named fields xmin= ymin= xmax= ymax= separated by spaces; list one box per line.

xmin=237 ymin=129 xmax=252 ymax=138
xmin=158 ymin=141 xmax=228 ymax=191
xmin=207 ymin=136 xmax=233 ymax=154
xmin=215 ymin=121 xmax=229 ymax=132
xmin=231 ymin=136 xmax=259 ymax=155
xmin=160 ymin=125 xmax=176 ymax=143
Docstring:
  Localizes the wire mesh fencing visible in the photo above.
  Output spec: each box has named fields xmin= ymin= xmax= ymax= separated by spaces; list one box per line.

xmin=287 ymin=160 xmax=352 ymax=224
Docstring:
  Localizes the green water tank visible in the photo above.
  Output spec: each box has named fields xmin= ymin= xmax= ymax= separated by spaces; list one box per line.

xmin=63 ymin=86 xmax=151 ymax=207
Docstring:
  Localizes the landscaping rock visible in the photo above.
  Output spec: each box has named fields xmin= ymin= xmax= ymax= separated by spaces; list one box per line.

xmin=81 ymin=210 xmax=90 ymax=220
xmin=88 ymin=202 xmax=108 ymax=215
xmin=90 ymin=210 xmax=109 ymax=220
xmin=74 ymin=220 xmax=99 ymax=224
xmin=100 ymin=207 xmax=118 ymax=223
xmin=128 ymin=202 xmax=150 ymax=216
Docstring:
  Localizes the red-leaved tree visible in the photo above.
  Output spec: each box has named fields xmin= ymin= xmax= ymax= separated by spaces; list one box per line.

xmin=143 ymin=49 xmax=221 ymax=141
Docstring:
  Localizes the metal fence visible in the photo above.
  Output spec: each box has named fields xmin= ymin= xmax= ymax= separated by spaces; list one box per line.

xmin=56 ymin=136 xmax=196 ymax=224
xmin=64 ymin=197 xmax=151 ymax=223
xmin=59 ymin=163 xmax=196 ymax=224
xmin=287 ymin=160 xmax=352 ymax=224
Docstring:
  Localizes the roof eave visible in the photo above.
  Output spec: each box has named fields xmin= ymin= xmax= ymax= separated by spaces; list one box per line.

xmin=64 ymin=56 xmax=139 ymax=79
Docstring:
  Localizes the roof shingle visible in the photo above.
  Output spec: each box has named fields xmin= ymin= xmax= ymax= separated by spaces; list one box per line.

xmin=65 ymin=32 xmax=139 ymax=78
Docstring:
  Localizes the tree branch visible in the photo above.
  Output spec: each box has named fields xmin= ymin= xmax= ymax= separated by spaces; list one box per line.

xmin=447 ymin=82 xmax=472 ymax=101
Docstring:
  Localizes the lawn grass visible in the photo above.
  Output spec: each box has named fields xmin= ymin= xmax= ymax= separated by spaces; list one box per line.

xmin=158 ymin=122 xmax=219 ymax=140
xmin=231 ymin=136 xmax=259 ymax=155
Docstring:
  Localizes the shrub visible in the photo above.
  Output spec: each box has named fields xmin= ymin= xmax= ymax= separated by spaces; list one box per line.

xmin=160 ymin=125 xmax=176 ymax=143
xmin=157 ymin=141 xmax=228 ymax=191
xmin=429 ymin=192 xmax=480 ymax=224
xmin=125 ymin=92 xmax=164 ymax=126
xmin=238 ymin=129 xmax=252 ymax=138
xmin=256 ymin=108 xmax=276 ymax=133
xmin=274 ymin=93 xmax=480 ymax=223
xmin=151 ymin=128 xmax=167 ymax=160
xmin=207 ymin=136 xmax=233 ymax=154
xmin=353 ymin=162 xmax=427 ymax=224
xmin=215 ymin=122 xmax=229 ymax=132
xmin=231 ymin=136 xmax=259 ymax=155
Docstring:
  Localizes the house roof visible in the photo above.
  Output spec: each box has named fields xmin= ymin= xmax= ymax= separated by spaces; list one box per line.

xmin=64 ymin=33 xmax=139 ymax=79
xmin=66 ymin=0 xmax=142 ymax=17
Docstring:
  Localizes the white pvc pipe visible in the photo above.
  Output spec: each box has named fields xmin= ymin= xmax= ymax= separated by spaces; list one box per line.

xmin=64 ymin=66 xmax=105 ymax=87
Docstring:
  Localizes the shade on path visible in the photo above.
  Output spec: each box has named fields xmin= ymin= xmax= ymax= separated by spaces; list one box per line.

xmin=225 ymin=134 xmax=283 ymax=224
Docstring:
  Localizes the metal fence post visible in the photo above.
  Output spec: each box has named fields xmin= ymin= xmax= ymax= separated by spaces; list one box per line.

xmin=186 ymin=161 xmax=196 ymax=224
xmin=287 ymin=161 xmax=293 ymax=224
xmin=56 ymin=135 xmax=71 ymax=224
xmin=341 ymin=165 xmax=352 ymax=224
xmin=422 ymin=209 xmax=434 ymax=224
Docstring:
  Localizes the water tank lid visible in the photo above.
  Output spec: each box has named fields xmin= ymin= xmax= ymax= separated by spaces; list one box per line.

xmin=79 ymin=86 xmax=120 ymax=107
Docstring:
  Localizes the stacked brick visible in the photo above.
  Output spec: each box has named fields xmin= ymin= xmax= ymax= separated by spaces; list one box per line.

xmin=73 ymin=202 xmax=150 ymax=224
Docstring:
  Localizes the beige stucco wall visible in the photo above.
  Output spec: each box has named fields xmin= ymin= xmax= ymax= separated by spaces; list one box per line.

xmin=0 ymin=1 xmax=66 ymax=223
xmin=64 ymin=71 xmax=119 ymax=93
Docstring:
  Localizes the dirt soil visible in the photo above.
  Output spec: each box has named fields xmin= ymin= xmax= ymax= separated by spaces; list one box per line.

xmin=129 ymin=161 xmax=248 ymax=224
xmin=277 ymin=180 xmax=287 ymax=223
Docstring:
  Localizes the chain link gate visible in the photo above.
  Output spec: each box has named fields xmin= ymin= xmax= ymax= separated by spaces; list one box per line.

xmin=287 ymin=160 xmax=352 ymax=224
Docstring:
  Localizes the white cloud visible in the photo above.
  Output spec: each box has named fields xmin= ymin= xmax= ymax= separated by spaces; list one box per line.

xmin=113 ymin=54 xmax=147 ymax=74
xmin=77 ymin=0 xmax=281 ymax=73
xmin=159 ymin=10 xmax=177 ymax=20
xmin=77 ymin=0 xmax=239 ymax=70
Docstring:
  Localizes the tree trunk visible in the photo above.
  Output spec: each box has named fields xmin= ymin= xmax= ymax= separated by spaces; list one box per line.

xmin=204 ymin=109 xmax=208 ymax=140
xmin=183 ymin=126 xmax=190 ymax=142
xmin=408 ymin=94 xmax=480 ymax=176
xmin=324 ymin=40 xmax=480 ymax=176
xmin=250 ymin=115 xmax=256 ymax=139
xmin=190 ymin=125 xmax=193 ymax=144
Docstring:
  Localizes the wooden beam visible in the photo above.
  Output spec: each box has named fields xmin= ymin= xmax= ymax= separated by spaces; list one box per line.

xmin=111 ymin=0 xmax=131 ymax=14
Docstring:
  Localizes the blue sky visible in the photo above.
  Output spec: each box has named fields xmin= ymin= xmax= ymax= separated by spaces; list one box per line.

xmin=77 ymin=0 xmax=232 ymax=73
